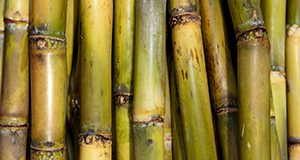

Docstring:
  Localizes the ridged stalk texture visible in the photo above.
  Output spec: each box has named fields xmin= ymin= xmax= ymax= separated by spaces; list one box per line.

xmin=262 ymin=0 xmax=287 ymax=159
xmin=30 ymin=0 xmax=68 ymax=159
xmin=113 ymin=0 xmax=134 ymax=159
xmin=286 ymin=0 xmax=300 ymax=158
xmin=199 ymin=0 xmax=239 ymax=159
xmin=132 ymin=0 xmax=166 ymax=159
xmin=169 ymin=0 xmax=217 ymax=159
xmin=0 ymin=0 xmax=29 ymax=159
xmin=227 ymin=0 xmax=271 ymax=159
xmin=79 ymin=0 xmax=113 ymax=159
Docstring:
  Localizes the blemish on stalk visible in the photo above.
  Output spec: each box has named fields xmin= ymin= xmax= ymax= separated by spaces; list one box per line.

xmin=185 ymin=71 xmax=188 ymax=79
xmin=247 ymin=142 xmax=251 ymax=150
xmin=37 ymin=39 xmax=47 ymax=50
xmin=241 ymin=123 xmax=245 ymax=138
xmin=44 ymin=141 xmax=55 ymax=147
xmin=37 ymin=54 xmax=44 ymax=63
xmin=176 ymin=46 xmax=182 ymax=56
xmin=195 ymin=52 xmax=200 ymax=64
xmin=114 ymin=93 xmax=132 ymax=106
xmin=147 ymin=139 xmax=153 ymax=145
xmin=181 ymin=70 xmax=185 ymax=80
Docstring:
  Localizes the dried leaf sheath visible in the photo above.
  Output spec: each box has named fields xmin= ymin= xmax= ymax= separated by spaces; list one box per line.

xmin=30 ymin=0 xmax=68 ymax=159
xmin=0 ymin=0 xmax=29 ymax=159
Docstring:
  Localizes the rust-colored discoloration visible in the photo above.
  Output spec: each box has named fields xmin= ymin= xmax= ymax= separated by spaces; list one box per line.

xmin=133 ymin=115 xmax=164 ymax=126
xmin=169 ymin=13 xmax=200 ymax=28
xmin=79 ymin=133 xmax=112 ymax=145
xmin=181 ymin=69 xmax=185 ymax=79
xmin=237 ymin=27 xmax=269 ymax=46
xmin=185 ymin=71 xmax=188 ymax=79
xmin=4 ymin=17 xmax=28 ymax=23
xmin=114 ymin=93 xmax=133 ymax=106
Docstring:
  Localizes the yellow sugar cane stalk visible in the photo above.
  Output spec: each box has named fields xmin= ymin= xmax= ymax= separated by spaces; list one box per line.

xmin=262 ymin=0 xmax=287 ymax=159
xmin=30 ymin=0 xmax=68 ymax=159
xmin=169 ymin=0 xmax=218 ymax=159
xmin=113 ymin=0 xmax=134 ymax=159
xmin=0 ymin=0 xmax=29 ymax=159
xmin=0 ymin=0 xmax=4 ymax=99
xmin=199 ymin=0 xmax=239 ymax=159
xmin=286 ymin=0 xmax=300 ymax=158
xmin=132 ymin=0 xmax=166 ymax=159
xmin=79 ymin=0 xmax=113 ymax=159
xmin=226 ymin=0 xmax=271 ymax=159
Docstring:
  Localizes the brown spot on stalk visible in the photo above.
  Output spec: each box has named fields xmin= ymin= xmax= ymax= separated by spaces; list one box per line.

xmin=185 ymin=71 xmax=188 ymax=79
xmin=37 ymin=39 xmax=48 ymax=50
xmin=181 ymin=70 xmax=185 ymax=80
xmin=147 ymin=139 xmax=153 ymax=145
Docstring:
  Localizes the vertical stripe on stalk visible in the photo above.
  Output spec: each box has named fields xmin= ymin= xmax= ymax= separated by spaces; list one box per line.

xmin=30 ymin=0 xmax=68 ymax=159
xmin=132 ymin=0 xmax=166 ymax=159
xmin=0 ymin=0 xmax=29 ymax=159
xmin=169 ymin=0 xmax=218 ymax=159
xmin=79 ymin=0 xmax=113 ymax=159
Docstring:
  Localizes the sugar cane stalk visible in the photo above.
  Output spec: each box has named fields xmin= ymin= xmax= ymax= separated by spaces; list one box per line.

xmin=226 ymin=0 xmax=271 ymax=159
xmin=30 ymin=0 xmax=68 ymax=159
xmin=132 ymin=0 xmax=166 ymax=159
xmin=79 ymin=0 xmax=113 ymax=159
xmin=169 ymin=0 xmax=218 ymax=159
xmin=113 ymin=0 xmax=134 ymax=159
xmin=286 ymin=0 xmax=300 ymax=158
xmin=0 ymin=0 xmax=29 ymax=159
xmin=199 ymin=0 xmax=239 ymax=159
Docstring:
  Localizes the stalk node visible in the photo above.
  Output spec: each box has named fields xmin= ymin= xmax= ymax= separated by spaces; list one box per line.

xmin=237 ymin=27 xmax=269 ymax=45
xmin=114 ymin=93 xmax=132 ymax=105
